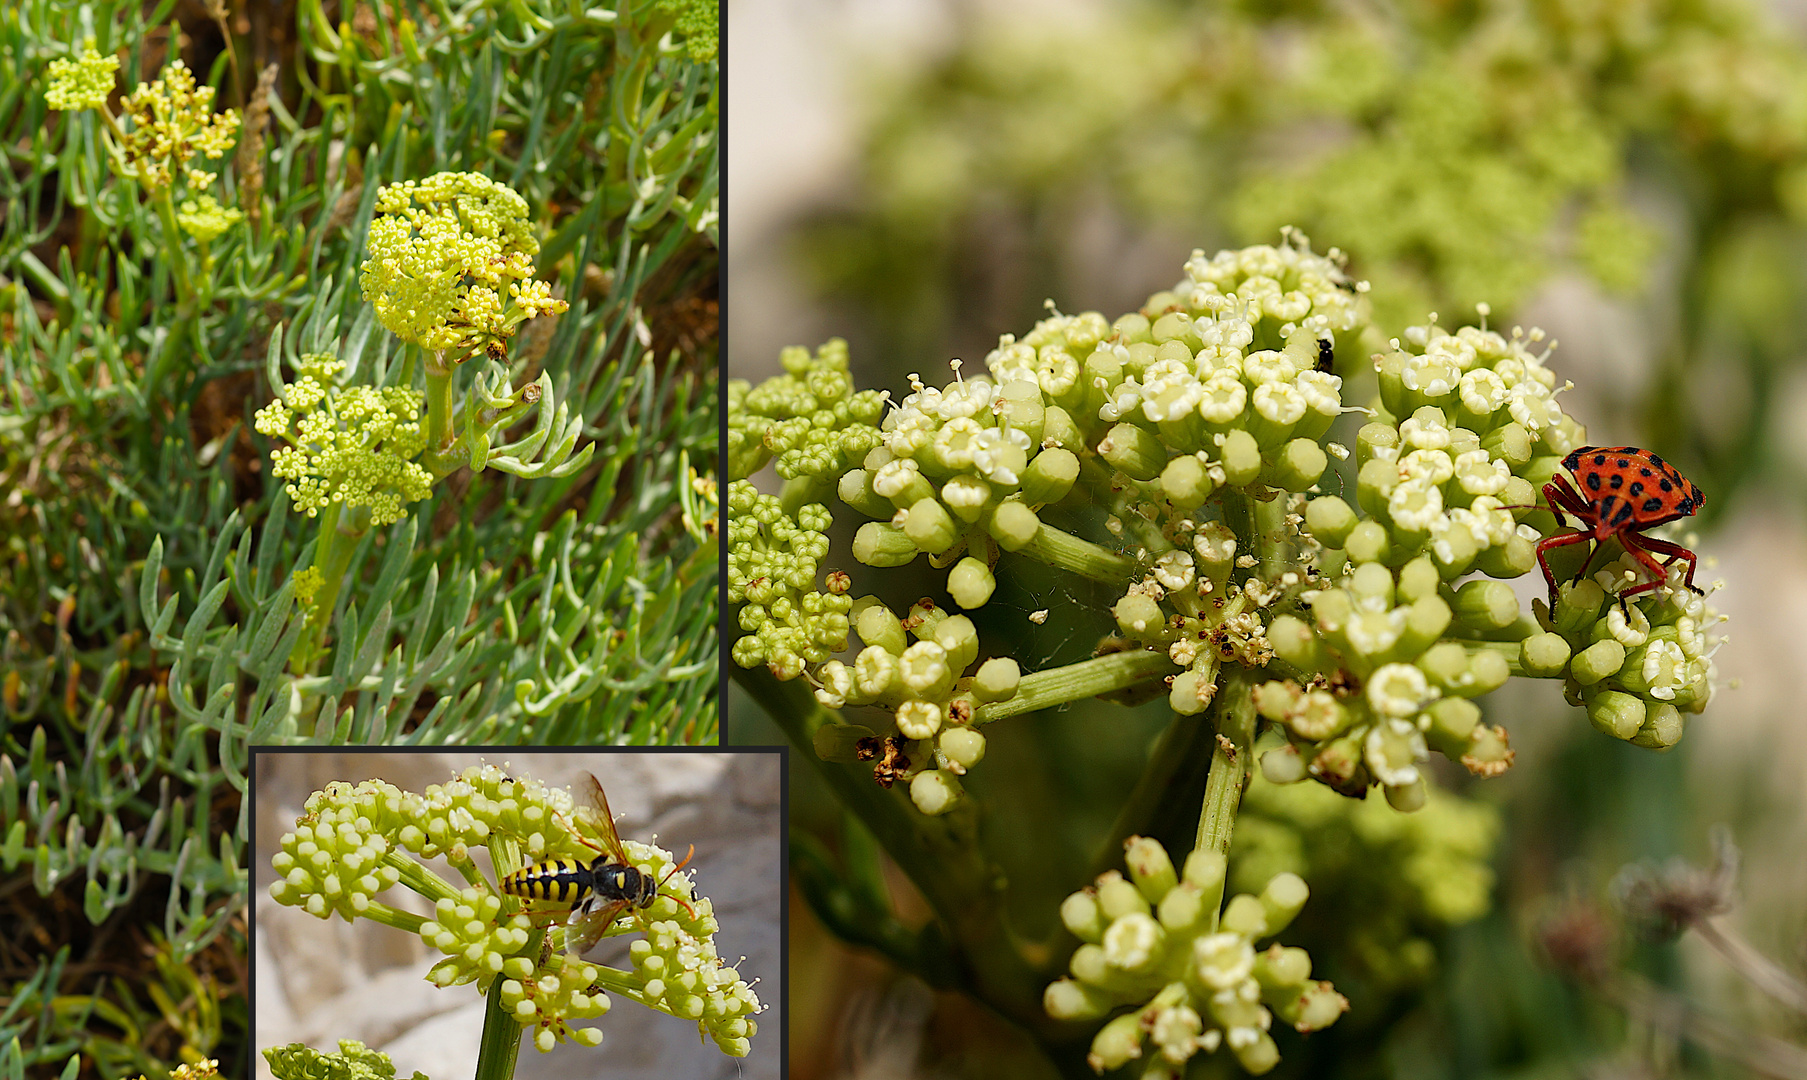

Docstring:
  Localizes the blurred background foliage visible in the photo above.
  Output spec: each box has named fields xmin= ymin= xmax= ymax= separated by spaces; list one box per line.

xmin=1 ymin=0 xmax=717 ymax=1075
xmin=728 ymin=0 xmax=1807 ymax=1076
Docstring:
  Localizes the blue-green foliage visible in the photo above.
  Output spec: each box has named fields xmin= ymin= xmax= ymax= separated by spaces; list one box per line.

xmin=0 ymin=0 xmax=718 ymax=1072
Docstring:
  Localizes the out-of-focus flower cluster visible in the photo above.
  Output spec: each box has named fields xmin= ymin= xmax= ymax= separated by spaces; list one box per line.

xmin=254 ymin=355 xmax=432 ymax=526
xmin=45 ymin=40 xmax=119 ymax=112
xmin=1044 ymin=837 xmax=1347 ymax=1076
xmin=268 ymin=766 xmax=757 ymax=1056
xmin=360 ymin=172 xmax=567 ymax=357
xmin=1232 ymin=771 xmax=1498 ymax=991
xmin=264 ymin=1040 xmax=424 ymax=1080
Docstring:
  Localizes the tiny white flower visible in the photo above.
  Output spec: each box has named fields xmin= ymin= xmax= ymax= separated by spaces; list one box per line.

xmin=1367 ymin=663 xmax=1436 ymax=719
xmin=1388 ymin=478 xmax=1445 ymax=532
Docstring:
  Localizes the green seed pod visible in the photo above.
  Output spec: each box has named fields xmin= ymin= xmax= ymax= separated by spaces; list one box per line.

xmin=1520 ymin=631 xmax=1572 ymax=677
xmin=1099 ymin=423 xmax=1166 ymax=482
xmin=1475 ymin=533 xmax=1537 ymax=578
xmin=1267 ymin=438 xmax=1328 ymax=492
xmin=1041 ymin=404 xmax=1084 ymax=451
xmin=940 ymin=727 xmax=987 ymax=769
xmin=1087 ymin=1013 xmax=1145 ymax=1073
xmin=1182 ymin=850 xmax=1226 ymax=892
xmin=1255 ymin=944 xmax=1313 ymax=991
xmin=1631 ymin=702 xmax=1685 ymax=749
xmin=1385 ymin=778 xmax=1428 ymax=812
xmin=1169 ymin=670 xmax=1214 ymax=716
xmin=1553 ymin=580 xmax=1608 ymax=635
xmin=1349 ymin=562 xmax=1394 ymax=607
xmin=1114 ymin=593 xmax=1167 ymax=641
xmin=837 ymin=469 xmax=893 ymax=519
xmin=909 ymin=769 xmax=964 ymax=815
xmin=1423 ymin=697 xmax=1482 ymax=755
xmin=1397 ymin=595 xmax=1453 ymax=657
xmin=853 ymin=599 xmax=908 ymax=655
xmin=932 ymin=615 xmax=980 ymax=672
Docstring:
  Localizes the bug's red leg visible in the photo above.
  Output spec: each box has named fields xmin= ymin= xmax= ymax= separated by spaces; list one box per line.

xmin=1622 ymin=532 xmax=1704 ymax=595
xmin=1541 ymin=476 xmax=1592 ymax=528
xmin=1536 ymin=531 xmax=1596 ymax=610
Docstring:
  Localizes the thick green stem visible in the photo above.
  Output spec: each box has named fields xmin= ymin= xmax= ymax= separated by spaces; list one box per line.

xmin=472 ymin=971 xmax=525 ymax=1080
xmin=1019 ymin=521 xmax=1137 ymax=584
xmin=972 ymin=649 xmax=1179 ymax=724
xmin=290 ymin=501 xmax=366 ymax=676
xmin=1195 ymin=671 xmax=1255 ymax=931
xmin=421 ymin=351 xmax=466 ymax=478
xmin=151 ymin=188 xmax=196 ymax=304
xmin=1089 ymin=659 xmax=1222 ymax=879
xmin=1253 ymin=496 xmax=1288 ymax=581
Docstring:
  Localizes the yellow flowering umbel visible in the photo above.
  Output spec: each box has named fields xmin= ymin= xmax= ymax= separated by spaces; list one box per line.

xmin=45 ymin=41 xmax=119 ymax=111
xmin=360 ymin=172 xmax=569 ymax=360
xmin=268 ymin=765 xmax=760 ymax=1057
xmin=115 ymin=58 xmax=239 ymax=191
xmin=253 ymin=355 xmax=432 ymax=526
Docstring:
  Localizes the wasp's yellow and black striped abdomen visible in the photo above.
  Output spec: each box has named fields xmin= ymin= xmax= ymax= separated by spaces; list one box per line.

xmin=503 ymin=858 xmax=598 ymax=905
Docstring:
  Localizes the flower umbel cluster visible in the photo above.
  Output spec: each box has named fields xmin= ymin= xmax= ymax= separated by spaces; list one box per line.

xmin=264 ymin=1041 xmax=423 ymax=1080
xmin=45 ymin=41 xmax=119 ymax=111
xmin=115 ymin=57 xmax=240 ymax=191
xmin=360 ymin=172 xmax=569 ymax=358
xmin=268 ymin=765 xmax=760 ymax=1056
xmin=1045 ymin=837 xmax=1347 ymax=1076
xmin=253 ymin=355 xmax=432 ymax=526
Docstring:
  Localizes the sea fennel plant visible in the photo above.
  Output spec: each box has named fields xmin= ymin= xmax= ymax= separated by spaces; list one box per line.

xmin=1 ymin=1 xmax=718 ymax=1073
xmin=729 ymin=236 xmax=1725 ymax=1075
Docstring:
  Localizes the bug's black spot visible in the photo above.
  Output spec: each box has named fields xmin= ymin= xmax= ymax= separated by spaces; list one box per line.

xmin=1586 ymin=472 xmax=1602 ymax=491
xmin=1647 ymin=453 xmax=1665 ymax=468
xmin=1659 ymin=478 xmax=1673 ymax=493
xmin=1642 ymin=497 xmax=1663 ymax=514
xmin=1616 ymin=458 xmax=1630 ymax=470
xmin=1608 ymin=473 xmax=1624 ymax=490
xmin=1639 ymin=466 xmax=1653 ymax=477
xmin=1611 ymin=502 xmax=1634 ymax=526
xmin=1593 ymin=454 xmax=1607 ymax=466
xmin=1628 ymin=481 xmax=1644 ymax=496
xmin=1317 ymin=338 xmax=1334 ymax=372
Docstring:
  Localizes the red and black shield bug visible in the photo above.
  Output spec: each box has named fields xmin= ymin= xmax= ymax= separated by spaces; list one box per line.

xmin=1535 ymin=446 xmax=1705 ymax=610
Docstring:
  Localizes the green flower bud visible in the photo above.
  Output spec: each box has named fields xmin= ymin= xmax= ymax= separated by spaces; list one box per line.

xmin=939 ymin=727 xmax=987 ymax=770
xmin=1021 ymin=447 xmax=1079 ymax=505
xmin=940 ymin=475 xmax=993 ymax=522
xmin=1220 ymin=430 xmax=1263 ymax=487
xmin=1520 ymin=631 xmax=1572 ymax=678
xmin=1161 ymin=455 xmax=1214 ymax=510
xmin=1234 ymin=1031 xmax=1281 ymax=1075
xmin=853 ymin=598 xmax=907 ymax=655
xmin=1259 ymin=873 xmax=1308 ymax=933
xmin=837 ymin=469 xmax=893 ymax=519
xmin=1553 ymin=580 xmax=1607 ymax=634
xmin=909 ymin=769 xmax=964 ymax=815
xmin=1124 ymin=837 xmax=1179 ymax=903
xmin=1044 ymin=978 xmax=1114 ymax=1022
xmin=996 ymin=379 xmax=1046 ymax=446
xmin=1087 ymin=1013 xmax=1146 ymax=1073
xmin=1221 ymin=893 xmax=1268 ymax=937
xmin=1586 ymin=688 xmax=1646 ymax=740
xmin=1385 ymin=778 xmax=1428 ymax=812
xmin=947 ymin=557 xmax=996 ymax=609
xmin=1260 ymin=745 xmax=1308 ymax=784
xmin=1631 ymin=702 xmax=1685 ymax=748
xmin=1423 ymin=697 xmax=1482 ymax=756
xmin=972 ymin=657 xmax=1020 ymax=702
xmin=1396 ymin=556 xmax=1442 ymax=603
xmin=1100 ymin=423 xmax=1167 ymax=482
xmin=1266 ymin=614 xmax=1327 ymax=672
xmin=899 ymin=642 xmax=956 ymax=699
xmin=1571 ymin=639 xmax=1626 ymax=686
xmin=1061 ymin=891 xmax=1107 ymax=943
xmin=932 ymin=615 xmax=980 ymax=672
xmin=1255 ymin=944 xmax=1312 ymax=991
xmin=1157 ymin=882 xmax=1208 ymax=934
xmin=1042 ymin=404 xmax=1084 ymax=450
xmin=1481 ymin=422 xmax=1532 ymax=468
xmin=1284 ymin=981 xmax=1350 ymax=1032
xmin=1169 ymin=670 xmax=1214 ymax=715
xmin=1304 ymin=495 xmax=1357 ymax=548
xmin=1182 ymin=850 xmax=1226 ymax=892
xmin=852 ymin=522 xmax=919 ymax=566
xmin=903 ymin=498 xmax=960 ymax=554
xmin=1398 ymin=595 xmax=1453 ymax=657
xmin=1114 ymin=593 xmax=1167 ymax=642
xmin=1349 ymin=562 xmax=1394 ymax=607
xmin=1267 ymin=438 xmax=1328 ymax=492
xmin=987 ymin=501 xmax=1041 ymax=551
xmin=1344 ymin=520 xmax=1391 ymax=564
xmin=1453 ymin=580 xmax=1519 ymax=631
xmin=1097 ymin=872 xmax=1151 ymax=920
xmin=1474 ymin=533 xmax=1537 ymax=578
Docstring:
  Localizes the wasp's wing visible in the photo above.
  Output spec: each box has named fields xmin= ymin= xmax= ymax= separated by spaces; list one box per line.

xmin=561 ymin=895 xmax=633 ymax=956
xmin=579 ymin=773 xmax=632 ymax=864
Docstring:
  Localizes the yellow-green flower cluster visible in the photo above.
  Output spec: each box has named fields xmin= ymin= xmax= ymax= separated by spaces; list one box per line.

xmin=811 ymin=595 xmax=1013 ymax=815
xmin=626 ymin=916 xmax=763 ymax=1056
xmin=45 ymin=40 xmax=119 ymax=112
xmin=1232 ymin=771 xmax=1498 ymax=990
xmin=359 ymin=172 xmax=567 ymax=357
xmin=1045 ymin=838 xmax=1346 ymax=1076
xmin=116 ymin=59 xmax=240 ymax=191
xmin=177 ymin=193 xmax=243 ymax=242
xmin=727 ymin=339 xmax=888 ymax=488
xmin=254 ymin=356 xmax=431 ymax=526
xmin=1254 ymin=554 xmax=1518 ymax=808
xmin=727 ymin=481 xmax=849 ymax=678
xmin=498 ymin=951 xmax=610 ymax=1052
xmin=270 ymin=766 xmax=756 ymax=1057
xmin=264 ymin=1040 xmax=416 ymax=1080
xmin=1540 ymin=567 xmax=1723 ymax=747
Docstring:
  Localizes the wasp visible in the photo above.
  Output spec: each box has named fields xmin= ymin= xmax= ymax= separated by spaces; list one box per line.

xmin=500 ymin=773 xmax=695 ymax=955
